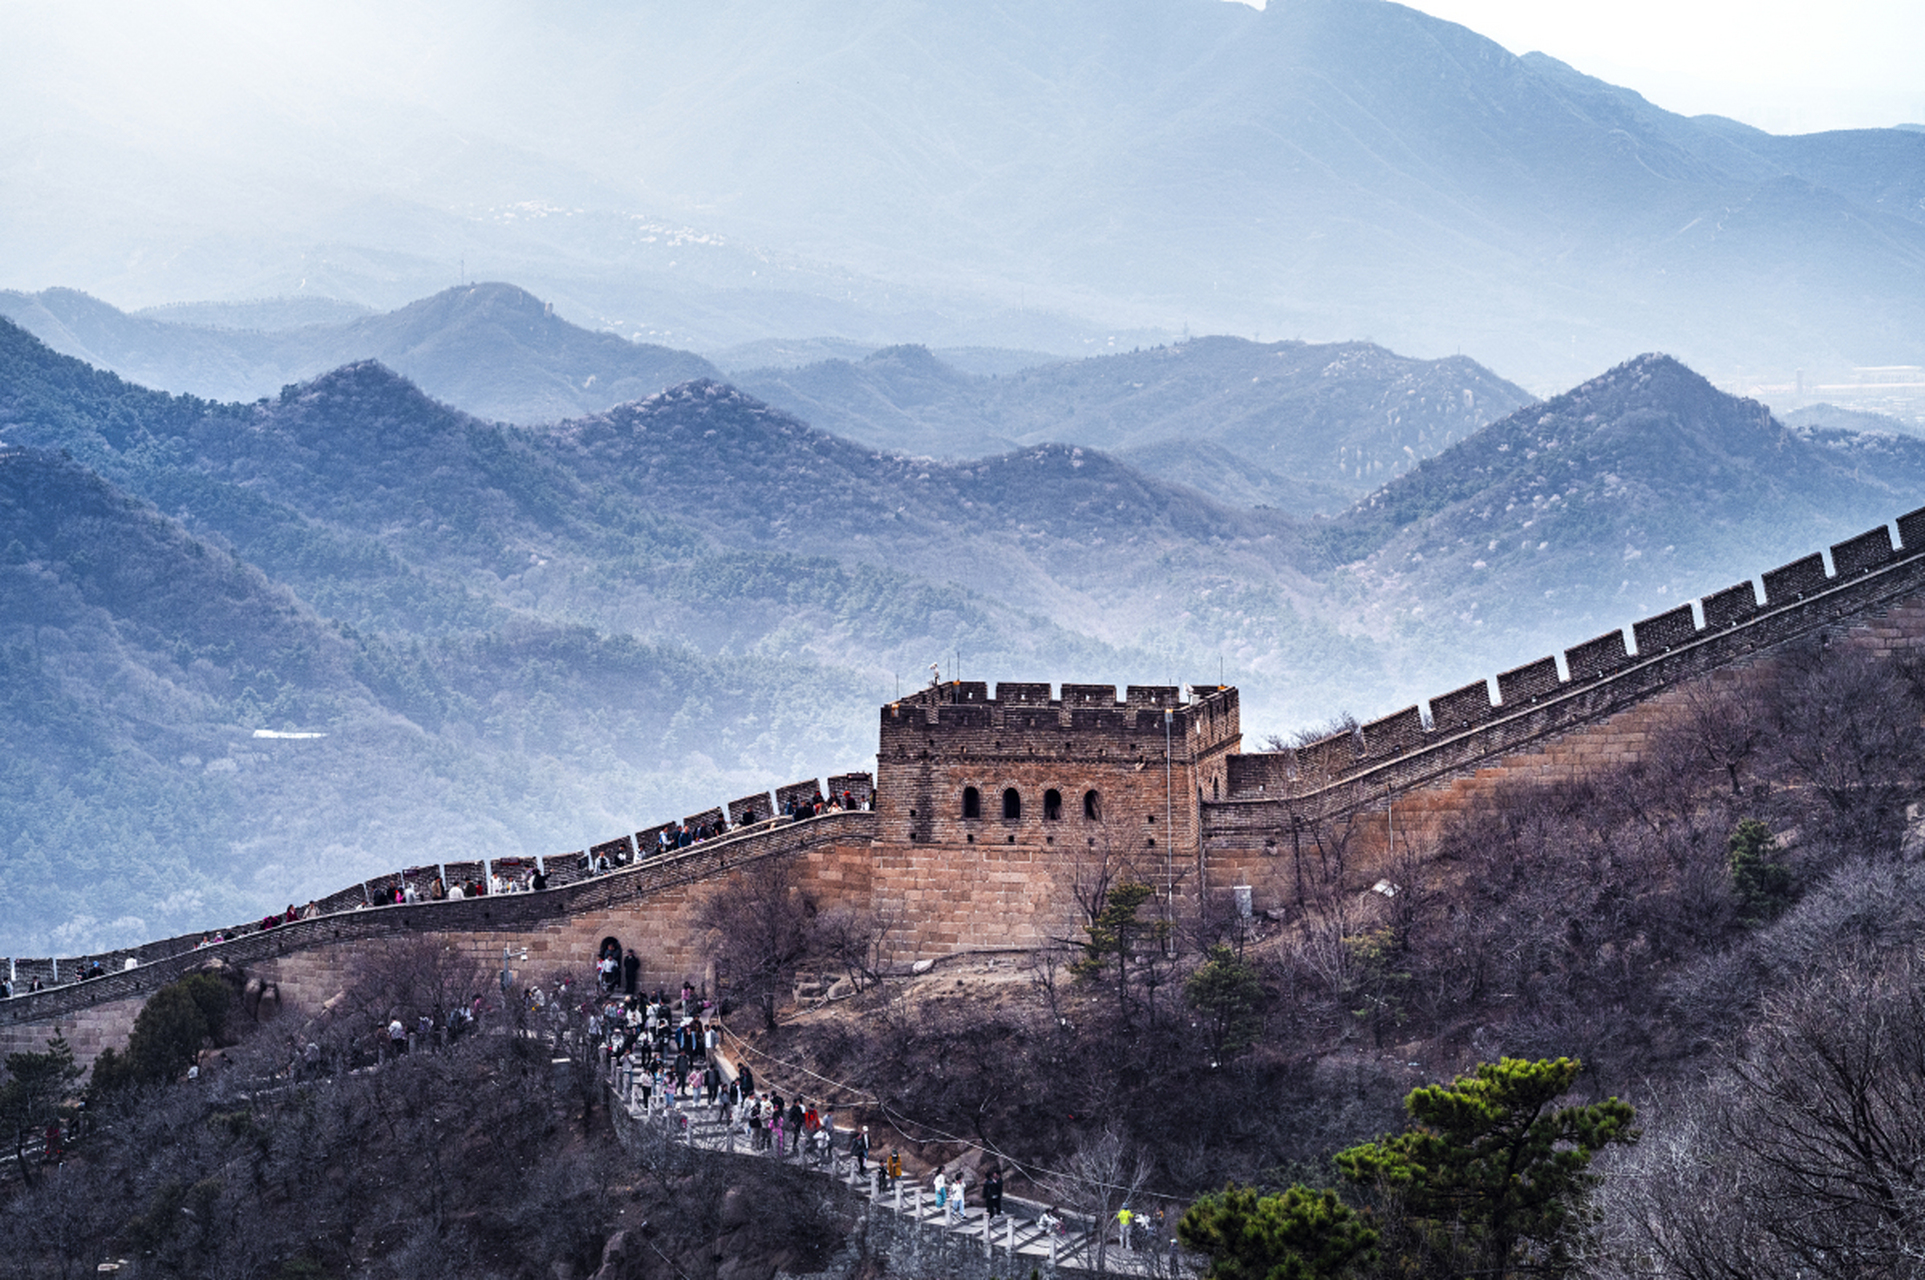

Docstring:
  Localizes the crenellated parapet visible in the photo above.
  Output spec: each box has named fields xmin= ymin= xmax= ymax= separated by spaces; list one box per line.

xmin=875 ymin=682 xmax=1241 ymax=853
xmin=1222 ymin=506 xmax=1925 ymax=819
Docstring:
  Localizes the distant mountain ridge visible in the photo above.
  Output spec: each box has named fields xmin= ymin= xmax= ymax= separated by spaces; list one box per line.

xmin=0 ymin=283 xmax=722 ymax=423
xmin=1 ymin=283 xmax=1536 ymax=514
xmin=1323 ymin=353 xmax=1925 ymax=657
xmin=735 ymin=336 xmax=1535 ymax=511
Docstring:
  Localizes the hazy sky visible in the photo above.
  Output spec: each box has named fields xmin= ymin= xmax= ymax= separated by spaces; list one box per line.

xmin=1242 ymin=0 xmax=1925 ymax=134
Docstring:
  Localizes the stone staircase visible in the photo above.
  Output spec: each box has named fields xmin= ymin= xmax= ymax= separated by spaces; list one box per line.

xmin=604 ymin=1061 xmax=1174 ymax=1276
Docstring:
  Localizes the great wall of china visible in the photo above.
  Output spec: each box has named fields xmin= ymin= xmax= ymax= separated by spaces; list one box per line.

xmin=12 ymin=505 xmax=1925 ymax=1066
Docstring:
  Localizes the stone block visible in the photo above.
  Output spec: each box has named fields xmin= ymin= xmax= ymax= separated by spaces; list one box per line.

xmin=1899 ymin=505 xmax=1925 ymax=554
xmin=727 ymin=792 xmax=774 ymax=826
xmin=590 ymin=835 xmax=635 ymax=864
xmin=1562 ymin=628 xmax=1631 ymax=684
xmin=1125 ymin=685 xmax=1181 ymax=709
xmin=1632 ymin=605 xmax=1698 ymax=656
xmin=1429 ymin=679 xmax=1497 ymax=733
xmin=1701 ymin=581 xmax=1761 ymax=631
xmin=1763 ymin=553 xmax=1829 ymax=605
xmin=1360 ymin=706 xmax=1425 ymax=758
xmin=1496 ymin=657 xmax=1560 ymax=707
xmin=1831 ymin=525 xmax=1896 ymax=578
xmin=1292 ymin=732 xmax=1357 ymax=783
xmin=776 ymin=779 xmax=823 ymax=813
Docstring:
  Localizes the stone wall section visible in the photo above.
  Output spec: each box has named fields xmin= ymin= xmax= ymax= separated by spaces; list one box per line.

xmin=23 ymin=515 xmax=1925 ymax=1070
xmin=875 ymin=683 xmax=1239 ymax=880
xmin=1202 ymin=582 xmax=1925 ymax=918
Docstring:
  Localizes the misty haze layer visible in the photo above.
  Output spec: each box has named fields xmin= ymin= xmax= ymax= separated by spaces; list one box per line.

xmin=3 ymin=0 xmax=1923 ymax=387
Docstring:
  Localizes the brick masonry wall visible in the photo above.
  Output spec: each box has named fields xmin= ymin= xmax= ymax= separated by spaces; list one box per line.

xmin=875 ymin=684 xmax=1240 ymax=880
xmin=1 ymin=815 xmax=876 ymax=1067
xmin=1202 ymin=585 xmax=1925 ymax=916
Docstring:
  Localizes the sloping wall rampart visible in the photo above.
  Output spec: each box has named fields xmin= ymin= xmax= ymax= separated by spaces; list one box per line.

xmin=1 ymin=814 xmax=873 ymax=1049
xmin=1219 ymin=514 xmax=1925 ymax=819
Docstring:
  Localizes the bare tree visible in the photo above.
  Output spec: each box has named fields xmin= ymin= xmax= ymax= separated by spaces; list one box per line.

xmin=697 ymin=856 xmax=815 ymax=1031
xmin=1763 ymin=640 xmax=1924 ymax=865
xmin=815 ymin=903 xmax=899 ymax=994
xmin=1597 ymin=945 xmax=1925 ymax=1279
xmin=1042 ymin=1124 xmax=1156 ymax=1276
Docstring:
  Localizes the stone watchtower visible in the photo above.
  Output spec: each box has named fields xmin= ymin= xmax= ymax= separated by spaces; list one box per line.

xmin=874 ymin=681 xmax=1241 ymax=903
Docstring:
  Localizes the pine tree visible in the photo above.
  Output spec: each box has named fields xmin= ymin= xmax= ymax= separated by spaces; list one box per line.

xmin=1336 ymin=1057 xmax=1634 ymax=1279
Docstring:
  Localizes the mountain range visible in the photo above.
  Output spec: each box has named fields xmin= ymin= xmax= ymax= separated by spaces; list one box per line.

xmin=0 ymin=283 xmax=1535 ymax=512
xmin=4 ymin=0 xmax=1923 ymax=386
xmin=0 ymin=283 xmax=722 ymax=424
xmin=8 ymin=311 xmax=1925 ymax=949
xmin=735 ymin=337 xmax=1534 ymax=510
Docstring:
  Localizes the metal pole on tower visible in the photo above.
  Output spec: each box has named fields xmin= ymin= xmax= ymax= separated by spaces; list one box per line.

xmin=1164 ymin=708 xmax=1174 ymax=925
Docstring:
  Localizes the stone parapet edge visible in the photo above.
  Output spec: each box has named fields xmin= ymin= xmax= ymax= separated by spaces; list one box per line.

xmin=1204 ymin=546 xmax=1925 ymax=834
xmin=2 ymin=812 xmax=875 ymax=1029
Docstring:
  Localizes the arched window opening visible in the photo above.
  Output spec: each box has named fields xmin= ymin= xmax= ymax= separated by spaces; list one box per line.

xmin=1084 ymin=790 xmax=1101 ymax=820
xmin=962 ymin=786 xmax=981 ymax=819
xmin=1002 ymin=788 xmax=1022 ymax=820
xmin=1044 ymin=789 xmax=1063 ymax=821
xmin=1212 ymin=776 xmax=1220 ymax=800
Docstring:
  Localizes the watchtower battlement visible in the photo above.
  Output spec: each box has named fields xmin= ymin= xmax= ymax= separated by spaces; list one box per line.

xmin=882 ymin=681 xmax=1238 ymax=753
xmin=876 ymin=682 xmax=1241 ymax=853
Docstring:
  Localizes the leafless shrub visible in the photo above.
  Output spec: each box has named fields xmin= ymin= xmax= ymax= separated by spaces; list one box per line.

xmin=1041 ymin=1124 xmax=1155 ymax=1277
xmin=814 ymin=903 xmax=898 ymax=994
xmin=697 ymin=856 xmax=816 ymax=1030
xmin=1598 ymin=945 xmax=1925 ymax=1279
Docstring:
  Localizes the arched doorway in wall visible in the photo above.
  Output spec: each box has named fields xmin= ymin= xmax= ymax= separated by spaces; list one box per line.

xmin=1002 ymin=788 xmax=1022 ymax=819
xmin=963 ymin=786 xmax=981 ymax=819
xmin=1044 ymin=789 xmax=1063 ymax=820
xmin=1084 ymin=789 xmax=1101 ymax=820
xmin=598 ymin=936 xmax=625 ymax=994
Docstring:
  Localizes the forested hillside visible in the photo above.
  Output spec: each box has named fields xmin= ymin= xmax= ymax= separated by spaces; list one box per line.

xmin=10 ymin=317 xmax=1925 ymax=950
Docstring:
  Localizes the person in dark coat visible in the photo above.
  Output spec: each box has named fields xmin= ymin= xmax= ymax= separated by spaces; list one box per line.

xmin=984 ymin=1166 xmax=1005 ymax=1217
xmin=622 ymin=948 xmax=640 ymax=995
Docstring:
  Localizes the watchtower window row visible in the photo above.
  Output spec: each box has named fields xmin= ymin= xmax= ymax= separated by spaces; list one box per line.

xmin=959 ymin=787 xmax=1101 ymax=821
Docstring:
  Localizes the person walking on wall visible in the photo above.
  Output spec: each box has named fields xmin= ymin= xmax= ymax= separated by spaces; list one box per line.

xmin=949 ymin=1169 xmax=968 ymax=1224
xmin=984 ymin=1165 xmax=1004 ymax=1217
